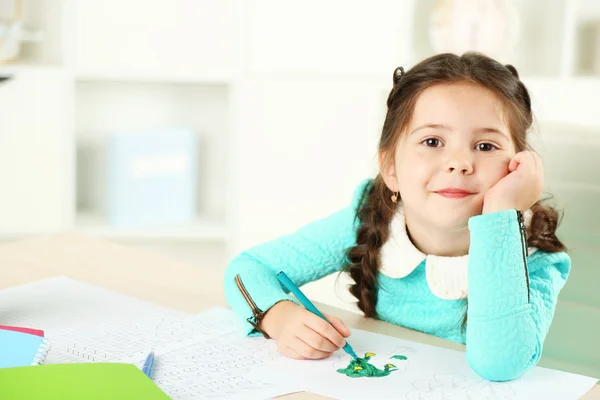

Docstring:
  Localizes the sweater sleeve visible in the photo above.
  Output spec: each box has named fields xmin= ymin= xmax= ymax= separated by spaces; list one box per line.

xmin=223 ymin=179 xmax=371 ymax=336
xmin=466 ymin=209 xmax=571 ymax=382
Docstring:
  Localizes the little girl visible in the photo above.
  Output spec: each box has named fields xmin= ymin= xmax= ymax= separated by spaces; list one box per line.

xmin=223 ymin=52 xmax=570 ymax=382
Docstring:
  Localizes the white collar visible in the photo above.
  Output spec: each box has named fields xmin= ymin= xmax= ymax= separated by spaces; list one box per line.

xmin=379 ymin=207 xmax=535 ymax=300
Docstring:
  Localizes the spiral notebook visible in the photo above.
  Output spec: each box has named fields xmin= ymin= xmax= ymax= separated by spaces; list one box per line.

xmin=0 ymin=328 xmax=50 ymax=368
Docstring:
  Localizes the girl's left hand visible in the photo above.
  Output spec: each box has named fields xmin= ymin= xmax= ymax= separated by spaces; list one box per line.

xmin=482 ymin=150 xmax=544 ymax=214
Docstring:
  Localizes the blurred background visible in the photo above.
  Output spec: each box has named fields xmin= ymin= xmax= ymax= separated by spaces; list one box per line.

xmin=0 ymin=0 xmax=598 ymax=378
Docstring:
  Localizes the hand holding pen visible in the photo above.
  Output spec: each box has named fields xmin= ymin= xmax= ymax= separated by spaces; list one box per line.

xmin=258 ymin=271 xmax=358 ymax=360
xmin=261 ymin=301 xmax=352 ymax=360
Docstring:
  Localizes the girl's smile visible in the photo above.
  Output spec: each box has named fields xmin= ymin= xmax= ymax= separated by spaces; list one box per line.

xmin=434 ymin=188 xmax=477 ymax=199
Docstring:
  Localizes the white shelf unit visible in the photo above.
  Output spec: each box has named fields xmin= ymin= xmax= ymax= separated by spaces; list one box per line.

xmin=412 ymin=0 xmax=600 ymax=80
xmin=0 ymin=66 xmax=72 ymax=238
xmin=2 ymin=0 xmax=599 ymax=243
xmin=0 ymin=0 xmax=66 ymax=67
xmin=0 ymin=0 xmax=238 ymax=243
xmin=74 ymin=80 xmax=230 ymax=240
xmin=75 ymin=212 xmax=227 ymax=241
xmin=70 ymin=0 xmax=237 ymax=242
xmin=413 ymin=0 xmax=567 ymax=77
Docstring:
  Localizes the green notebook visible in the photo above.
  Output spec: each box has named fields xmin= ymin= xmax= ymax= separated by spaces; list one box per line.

xmin=0 ymin=363 xmax=170 ymax=399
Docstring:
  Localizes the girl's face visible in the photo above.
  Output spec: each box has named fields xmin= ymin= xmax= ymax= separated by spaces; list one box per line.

xmin=382 ymin=82 xmax=517 ymax=230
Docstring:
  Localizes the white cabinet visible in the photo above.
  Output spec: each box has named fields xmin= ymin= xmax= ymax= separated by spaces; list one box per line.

xmin=74 ymin=81 xmax=230 ymax=238
xmin=1 ymin=1 xmax=237 ymax=240
xmin=0 ymin=69 xmax=72 ymax=236
xmin=74 ymin=0 xmax=236 ymax=81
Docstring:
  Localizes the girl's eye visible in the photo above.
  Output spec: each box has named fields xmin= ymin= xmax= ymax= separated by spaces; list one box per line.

xmin=475 ymin=143 xmax=497 ymax=151
xmin=422 ymin=138 xmax=442 ymax=147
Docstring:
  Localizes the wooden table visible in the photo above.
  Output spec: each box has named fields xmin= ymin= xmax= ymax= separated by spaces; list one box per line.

xmin=0 ymin=233 xmax=597 ymax=399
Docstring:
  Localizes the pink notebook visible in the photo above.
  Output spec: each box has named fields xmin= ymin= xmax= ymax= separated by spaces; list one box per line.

xmin=0 ymin=325 xmax=44 ymax=337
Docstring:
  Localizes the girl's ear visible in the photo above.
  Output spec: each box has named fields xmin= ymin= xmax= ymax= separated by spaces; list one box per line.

xmin=379 ymin=150 xmax=399 ymax=192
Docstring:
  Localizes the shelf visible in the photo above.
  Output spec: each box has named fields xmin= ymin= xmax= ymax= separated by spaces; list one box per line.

xmin=0 ymin=63 xmax=66 ymax=75
xmin=0 ymin=0 xmax=66 ymax=67
xmin=75 ymin=68 xmax=233 ymax=84
xmin=74 ymin=82 xmax=229 ymax=229
xmin=75 ymin=212 xmax=227 ymax=241
xmin=520 ymin=76 xmax=600 ymax=127
xmin=74 ymin=1 xmax=236 ymax=81
xmin=571 ymin=0 xmax=600 ymax=76
xmin=412 ymin=0 xmax=567 ymax=77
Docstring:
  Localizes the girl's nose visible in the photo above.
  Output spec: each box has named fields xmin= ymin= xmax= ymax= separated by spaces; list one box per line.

xmin=445 ymin=151 xmax=474 ymax=174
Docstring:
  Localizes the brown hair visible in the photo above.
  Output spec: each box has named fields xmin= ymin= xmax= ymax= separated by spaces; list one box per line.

xmin=345 ymin=52 xmax=566 ymax=321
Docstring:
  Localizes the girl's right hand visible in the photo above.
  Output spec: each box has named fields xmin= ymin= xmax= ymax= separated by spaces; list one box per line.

xmin=260 ymin=301 xmax=351 ymax=360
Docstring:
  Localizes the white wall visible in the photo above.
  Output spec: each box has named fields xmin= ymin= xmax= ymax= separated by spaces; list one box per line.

xmin=231 ymin=0 xmax=415 ymax=252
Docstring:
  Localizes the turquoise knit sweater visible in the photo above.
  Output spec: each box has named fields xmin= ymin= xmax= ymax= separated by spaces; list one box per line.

xmin=223 ymin=179 xmax=570 ymax=382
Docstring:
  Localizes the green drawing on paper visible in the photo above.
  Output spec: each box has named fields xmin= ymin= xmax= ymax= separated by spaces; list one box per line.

xmin=391 ymin=355 xmax=407 ymax=360
xmin=336 ymin=352 xmax=404 ymax=378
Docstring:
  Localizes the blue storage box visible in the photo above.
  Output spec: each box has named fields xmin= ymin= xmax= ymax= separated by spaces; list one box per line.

xmin=107 ymin=129 xmax=198 ymax=227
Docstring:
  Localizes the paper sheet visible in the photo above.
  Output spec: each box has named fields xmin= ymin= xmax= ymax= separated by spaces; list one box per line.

xmin=0 ymin=277 xmax=597 ymax=400
xmin=268 ymin=329 xmax=599 ymax=400
xmin=115 ymin=329 xmax=294 ymax=399
xmin=0 ymin=277 xmax=222 ymax=363
xmin=111 ymin=306 xmax=297 ymax=399
xmin=0 ymin=277 xmax=295 ymax=399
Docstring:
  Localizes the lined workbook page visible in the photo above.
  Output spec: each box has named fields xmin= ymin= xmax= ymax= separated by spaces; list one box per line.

xmin=0 ymin=277 xmax=297 ymax=399
xmin=0 ymin=277 xmax=227 ymax=363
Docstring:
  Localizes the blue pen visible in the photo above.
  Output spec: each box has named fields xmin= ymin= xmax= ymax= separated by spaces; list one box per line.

xmin=276 ymin=271 xmax=359 ymax=360
xmin=142 ymin=351 xmax=155 ymax=379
